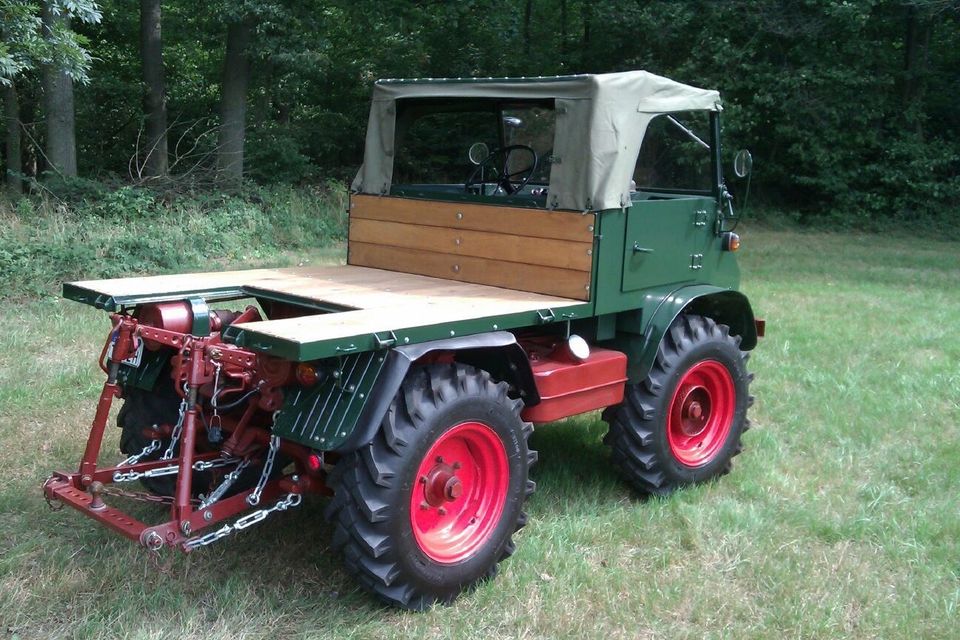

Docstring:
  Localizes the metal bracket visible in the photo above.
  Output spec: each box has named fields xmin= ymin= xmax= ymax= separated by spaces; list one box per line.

xmin=372 ymin=331 xmax=398 ymax=349
xmin=690 ymin=253 xmax=704 ymax=270
xmin=694 ymin=209 xmax=709 ymax=227
xmin=536 ymin=309 xmax=556 ymax=324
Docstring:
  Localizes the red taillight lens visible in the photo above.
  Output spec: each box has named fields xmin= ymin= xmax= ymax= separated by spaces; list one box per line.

xmin=306 ymin=453 xmax=323 ymax=473
xmin=296 ymin=363 xmax=320 ymax=386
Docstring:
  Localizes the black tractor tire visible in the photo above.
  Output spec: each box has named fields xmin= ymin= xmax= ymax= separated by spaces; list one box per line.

xmin=117 ymin=382 xmax=197 ymax=496
xmin=603 ymin=314 xmax=753 ymax=496
xmin=324 ymin=364 xmax=536 ymax=610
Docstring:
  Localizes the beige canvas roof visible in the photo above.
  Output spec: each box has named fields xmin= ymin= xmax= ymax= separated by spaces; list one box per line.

xmin=351 ymin=70 xmax=721 ymax=211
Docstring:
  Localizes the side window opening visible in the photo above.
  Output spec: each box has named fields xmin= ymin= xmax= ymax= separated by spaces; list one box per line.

xmin=633 ymin=111 xmax=712 ymax=194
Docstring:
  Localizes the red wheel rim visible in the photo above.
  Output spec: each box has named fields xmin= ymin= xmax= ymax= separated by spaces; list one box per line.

xmin=667 ymin=360 xmax=735 ymax=467
xmin=410 ymin=421 xmax=509 ymax=563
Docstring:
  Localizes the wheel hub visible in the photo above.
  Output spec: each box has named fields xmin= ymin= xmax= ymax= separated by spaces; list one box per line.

xmin=410 ymin=421 xmax=509 ymax=564
xmin=677 ymin=386 xmax=712 ymax=436
xmin=667 ymin=360 xmax=736 ymax=468
xmin=421 ymin=462 xmax=464 ymax=507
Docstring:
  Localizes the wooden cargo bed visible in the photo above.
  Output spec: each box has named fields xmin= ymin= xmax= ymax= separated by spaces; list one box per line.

xmin=65 ymin=265 xmax=590 ymax=361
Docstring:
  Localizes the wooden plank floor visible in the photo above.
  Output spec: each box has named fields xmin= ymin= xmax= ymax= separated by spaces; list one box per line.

xmin=69 ymin=265 xmax=584 ymax=345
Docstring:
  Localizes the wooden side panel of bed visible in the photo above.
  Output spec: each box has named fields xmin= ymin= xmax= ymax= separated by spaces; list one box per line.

xmin=348 ymin=194 xmax=595 ymax=301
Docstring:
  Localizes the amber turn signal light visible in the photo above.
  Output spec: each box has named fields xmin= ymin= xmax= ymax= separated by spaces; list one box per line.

xmin=296 ymin=363 xmax=320 ymax=386
xmin=722 ymin=232 xmax=741 ymax=251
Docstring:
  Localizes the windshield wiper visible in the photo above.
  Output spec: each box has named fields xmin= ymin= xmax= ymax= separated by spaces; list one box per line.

xmin=666 ymin=115 xmax=709 ymax=150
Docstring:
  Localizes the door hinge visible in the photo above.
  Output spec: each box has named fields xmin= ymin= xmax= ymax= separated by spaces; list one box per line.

xmin=689 ymin=253 xmax=704 ymax=270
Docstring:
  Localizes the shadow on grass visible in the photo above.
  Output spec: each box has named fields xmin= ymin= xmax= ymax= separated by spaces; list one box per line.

xmin=23 ymin=411 xmax=642 ymax=620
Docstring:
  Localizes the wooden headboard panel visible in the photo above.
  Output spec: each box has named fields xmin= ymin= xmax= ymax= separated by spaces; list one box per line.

xmin=348 ymin=195 xmax=595 ymax=301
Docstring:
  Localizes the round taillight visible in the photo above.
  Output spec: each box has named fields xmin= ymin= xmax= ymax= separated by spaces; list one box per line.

xmin=296 ymin=363 xmax=320 ymax=386
xmin=722 ymin=232 xmax=741 ymax=252
xmin=306 ymin=453 xmax=323 ymax=473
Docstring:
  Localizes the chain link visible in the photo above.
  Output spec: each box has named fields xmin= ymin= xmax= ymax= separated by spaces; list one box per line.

xmin=113 ymin=463 xmax=180 ymax=483
xmin=161 ymin=390 xmax=189 ymax=461
xmin=198 ymin=458 xmax=251 ymax=509
xmin=112 ymin=456 xmax=242 ymax=483
xmin=246 ymin=434 xmax=279 ymax=507
xmin=183 ymin=492 xmax=302 ymax=551
xmin=119 ymin=438 xmax=162 ymax=467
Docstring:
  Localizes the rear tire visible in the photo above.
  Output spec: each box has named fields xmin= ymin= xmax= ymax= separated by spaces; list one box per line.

xmin=117 ymin=383 xmax=193 ymax=496
xmin=324 ymin=364 xmax=536 ymax=610
xmin=603 ymin=314 xmax=753 ymax=495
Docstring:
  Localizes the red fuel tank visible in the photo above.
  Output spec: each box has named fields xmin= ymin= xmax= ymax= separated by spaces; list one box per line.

xmin=520 ymin=341 xmax=628 ymax=424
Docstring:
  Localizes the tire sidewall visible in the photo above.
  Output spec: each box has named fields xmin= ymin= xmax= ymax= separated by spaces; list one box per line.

xmin=389 ymin=394 xmax=528 ymax=598
xmin=653 ymin=336 xmax=749 ymax=484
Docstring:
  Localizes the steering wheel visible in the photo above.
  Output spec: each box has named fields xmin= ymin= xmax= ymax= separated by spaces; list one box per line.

xmin=465 ymin=144 xmax=539 ymax=195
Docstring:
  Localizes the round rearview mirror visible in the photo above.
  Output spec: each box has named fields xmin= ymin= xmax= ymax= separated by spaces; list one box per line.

xmin=733 ymin=149 xmax=753 ymax=178
xmin=468 ymin=142 xmax=489 ymax=165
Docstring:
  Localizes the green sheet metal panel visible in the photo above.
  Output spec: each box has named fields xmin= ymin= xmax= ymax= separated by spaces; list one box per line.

xmin=621 ymin=197 xmax=711 ymax=293
xmin=271 ymin=350 xmax=388 ymax=449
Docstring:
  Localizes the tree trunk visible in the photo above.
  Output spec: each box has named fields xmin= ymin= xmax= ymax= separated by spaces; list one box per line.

xmin=3 ymin=83 xmax=22 ymax=193
xmin=140 ymin=0 xmax=168 ymax=178
xmin=217 ymin=19 xmax=251 ymax=184
xmin=41 ymin=1 xmax=78 ymax=178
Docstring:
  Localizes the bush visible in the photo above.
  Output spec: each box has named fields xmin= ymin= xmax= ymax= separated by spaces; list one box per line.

xmin=0 ymin=181 xmax=348 ymax=299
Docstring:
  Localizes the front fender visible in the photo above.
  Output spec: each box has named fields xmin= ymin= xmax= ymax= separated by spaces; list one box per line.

xmin=605 ymin=285 xmax=757 ymax=383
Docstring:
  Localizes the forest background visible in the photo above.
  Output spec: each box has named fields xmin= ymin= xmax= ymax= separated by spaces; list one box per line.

xmin=1 ymin=0 xmax=958 ymax=252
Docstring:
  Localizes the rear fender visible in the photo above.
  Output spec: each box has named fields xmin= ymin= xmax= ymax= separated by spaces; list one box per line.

xmin=335 ymin=332 xmax=536 ymax=452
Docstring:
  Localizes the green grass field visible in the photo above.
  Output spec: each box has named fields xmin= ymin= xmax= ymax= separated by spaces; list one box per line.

xmin=1 ymin=228 xmax=958 ymax=639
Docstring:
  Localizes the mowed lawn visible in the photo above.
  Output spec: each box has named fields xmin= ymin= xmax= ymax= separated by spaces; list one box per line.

xmin=0 ymin=228 xmax=957 ymax=639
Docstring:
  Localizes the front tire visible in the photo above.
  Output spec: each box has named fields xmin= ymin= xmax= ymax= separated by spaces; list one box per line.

xmin=325 ymin=364 xmax=536 ymax=610
xmin=603 ymin=314 xmax=753 ymax=495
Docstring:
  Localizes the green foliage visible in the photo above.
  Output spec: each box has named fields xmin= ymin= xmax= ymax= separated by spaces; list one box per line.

xmin=0 ymin=0 xmax=101 ymax=85
xmin=0 ymin=182 xmax=347 ymax=298
xmin=5 ymin=0 xmax=960 ymax=229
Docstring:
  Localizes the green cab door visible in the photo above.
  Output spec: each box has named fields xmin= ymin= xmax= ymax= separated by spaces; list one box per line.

xmin=621 ymin=196 xmax=714 ymax=293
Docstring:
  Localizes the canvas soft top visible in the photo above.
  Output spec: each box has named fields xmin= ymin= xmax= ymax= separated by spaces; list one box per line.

xmin=351 ymin=70 xmax=721 ymax=211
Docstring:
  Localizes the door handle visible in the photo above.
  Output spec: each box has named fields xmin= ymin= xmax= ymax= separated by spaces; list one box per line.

xmin=632 ymin=242 xmax=654 ymax=254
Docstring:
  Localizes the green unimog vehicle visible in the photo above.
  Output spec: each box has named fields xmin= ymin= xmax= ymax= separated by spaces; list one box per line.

xmin=44 ymin=70 xmax=761 ymax=609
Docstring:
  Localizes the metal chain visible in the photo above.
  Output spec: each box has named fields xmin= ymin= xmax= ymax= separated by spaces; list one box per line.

xmin=198 ymin=458 xmax=251 ymax=509
xmin=112 ymin=456 xmax=241 ymax=483
xmin=102 ymin=486 xmax=201 ymax=507
xmin=119 ymin=438 xmax=162 ymax=467
xmin=246 ymin=434 xmax=279 ymax=506
xmin=161 ymin=391 xmax=189 ymax=461
xmin=113 ymin=463 xmax=180 ymax=483
xmin=184 ymin=492 xmax=302 ymax=551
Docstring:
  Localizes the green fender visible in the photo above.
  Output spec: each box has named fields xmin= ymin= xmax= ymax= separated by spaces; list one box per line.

xmin=606 ymin=284 xmax=757 ymax=384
